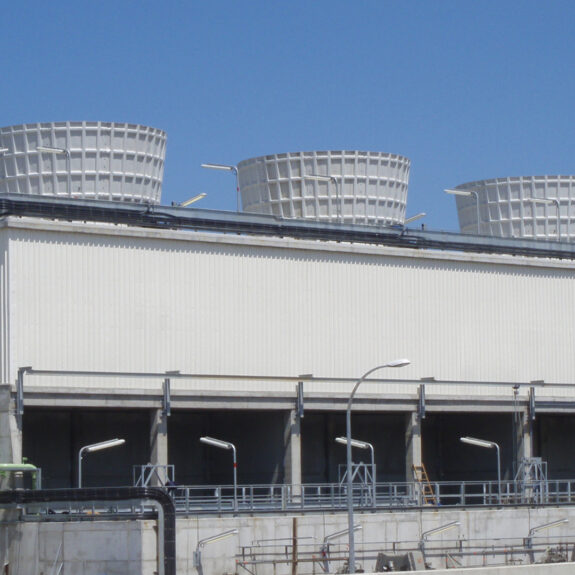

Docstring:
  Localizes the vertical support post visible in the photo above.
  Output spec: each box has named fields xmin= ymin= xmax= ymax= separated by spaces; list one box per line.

xmin=283 ymin=409 xmax=302 ymax=498
xmin=405 ymin=411 xmax=422 ymax=482
xmin=519 ymin=410 xmax=534 ymax=461
xmin=150 ymin=408 xmax=169 ymax=486
xmin=0 ymin=385 xmax=21 ymax=464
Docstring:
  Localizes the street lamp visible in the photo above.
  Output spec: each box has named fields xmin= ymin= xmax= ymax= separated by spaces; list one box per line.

xmin=445 ymin=189 xmax=480 ymax=234
xmin=460 ymin=436 xmax=501 ymax=503
xmin=78 ymin=438 xmax=125 ymax=488
xmin=335 ymin=437 xmax=376 ymax=508
xmin=201 ymin=163 xmax=239 ymax=212
xmin=193 ymin=529 xmax=238 ymax=575
xmin=529 ymin=197 xmax=561 ymax=240
xmin=37 ymin=146 xmax=71 ymax=197
xmin=404 ymin=212 xmax=426 ymax=226
xmin=526 ymin=519 xmax=568 ymax=563
xmin=172 ymin=193 xmax=207 ymax=207
xmin=320 ymin=524 xmax=362 ymax=573
xmin=420 ymin=521 xmax=461 ymax=555
xmin=304 ymin=174 xmax=342 ymax=223
xmin=346 ymin=359 xmax=410 ymax=573
xmin=200 ymin=436 xmax=238 ymax=511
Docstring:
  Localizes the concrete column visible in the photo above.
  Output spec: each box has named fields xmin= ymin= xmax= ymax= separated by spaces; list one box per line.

xmin=405 ymin=411 xmax=422 ymax=482
xmin=149 ymin=408 xmax=168 ymax=486
xmin=516 ymin=410 xmax=533 ymax=463
xmin=0 ymin=384 xmax=21 ymax=463
xmin=283 ymin=409 xmax=302 ymax=493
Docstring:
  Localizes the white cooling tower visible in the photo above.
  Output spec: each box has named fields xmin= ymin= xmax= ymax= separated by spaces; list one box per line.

xmin=0 ymin=122 xmax=166 ymax=204
xmin=237 ymin=150 xmax=410 ymax=226
xmin=452 ymin=176 xmax=575 ymax=240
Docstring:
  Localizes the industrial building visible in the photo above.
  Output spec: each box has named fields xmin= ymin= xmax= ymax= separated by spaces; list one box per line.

xmin=1 ymin=122 xmax=575 ymax=573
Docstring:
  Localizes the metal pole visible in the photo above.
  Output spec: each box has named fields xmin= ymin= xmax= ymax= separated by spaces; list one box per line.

xmin=553 ymin=199 xmax=561 ymax=240
xmin=495 ymin=442 xmax=501 ymax=504
xmin=368 ymin=443 xmax=376 ymax=508
xmin=471 ymin=191 xmax=480 ymax=234
xmin=234 ymin=168 xmax=240 ymax=212
xmin=346 ymin=365 xmax=394 ymax=573
xmin=346 ymin=398 xmax=356 ymax=573
xmin=66 ymin=149 xmax=71 ymax=197
xmin=332 ymin=177 xmax=342 ymax=223
xmin=78 ymin=448 xmax=85 ymax=488
xmin=232 ymin=444 xmax=238 ymax=512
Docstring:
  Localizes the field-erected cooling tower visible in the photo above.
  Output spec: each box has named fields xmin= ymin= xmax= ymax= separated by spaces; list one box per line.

xmin=452 ymin=176 xmax=575 ymax=240
xmin=0 ymin=122 xmax=167 ymax=204
xmin=237 ymin=151 xmax=410 ymax=226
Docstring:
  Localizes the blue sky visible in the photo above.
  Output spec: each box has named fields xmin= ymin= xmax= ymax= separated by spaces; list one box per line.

xmin=2 ymin=1 xmax=575 ymax=231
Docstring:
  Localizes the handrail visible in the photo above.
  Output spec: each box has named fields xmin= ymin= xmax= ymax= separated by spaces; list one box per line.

xmin=168 ymin=478 xmax=575 ymax=514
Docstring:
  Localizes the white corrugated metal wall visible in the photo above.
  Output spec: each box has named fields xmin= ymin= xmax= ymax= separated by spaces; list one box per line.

xmin=5 ymin=218 xmax=575 ymax=395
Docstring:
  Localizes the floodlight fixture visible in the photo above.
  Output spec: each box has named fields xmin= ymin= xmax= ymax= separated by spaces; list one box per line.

xmin=445 ymin=188 xmax=480 ymax=234
xmin=404 ymin=212 xmax=426 ymax=225
xmin=37 ymin=146 xmax=71 ymax=196
xmin=200 ymin=436 xmax=238 ymax=511
xmin=345 ymin=359 xmax=410 ymax=573
xmin=178 ymin=193 xmax=207 ymax=207
xmin=78 ymin=438 xmax=125 ymax=487
xmin=529 ymin=197 xmax=561 ymax=240
xmin=304 ymin=174 xmax=342 ymax=222
xmin=201 ymin=163 xmax=240 ymax=211
xmin=460 ymin=436 xmax=501 ymax=504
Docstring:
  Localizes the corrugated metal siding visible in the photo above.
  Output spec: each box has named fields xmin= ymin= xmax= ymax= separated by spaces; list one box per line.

xmin=5 ymin=222 xmax=575 ymax=396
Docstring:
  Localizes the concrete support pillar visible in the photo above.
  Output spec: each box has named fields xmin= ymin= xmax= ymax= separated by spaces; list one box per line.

xmin=405 ymin=411 xmax=422 ymax=482
xmin=149 ymin=408 xmax=168 ymax=486
xmin=0 ymin=384 xmax=21 ymax=463
xmin=516 ymin=410 xmax=533 ymax=463
xmin=283 ymin=409 xmax=302 ymax=494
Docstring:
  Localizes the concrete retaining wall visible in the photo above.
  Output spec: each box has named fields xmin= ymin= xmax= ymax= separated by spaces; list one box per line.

xmin=2 ymin=506 xmax=574 ymax=574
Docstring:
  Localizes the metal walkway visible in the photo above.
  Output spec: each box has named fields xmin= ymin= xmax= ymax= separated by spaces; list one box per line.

xmin=1 ymin=193 xmax=575 ymax=260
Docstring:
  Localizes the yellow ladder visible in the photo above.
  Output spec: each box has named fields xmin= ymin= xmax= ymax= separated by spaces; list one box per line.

xmin=412 ymin=464 xmax=436 ymax=505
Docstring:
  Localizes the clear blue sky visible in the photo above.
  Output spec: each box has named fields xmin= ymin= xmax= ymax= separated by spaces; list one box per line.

xmin=3 ymin=0 xmax=575 ymax=231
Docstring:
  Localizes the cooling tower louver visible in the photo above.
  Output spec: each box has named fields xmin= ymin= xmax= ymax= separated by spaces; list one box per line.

xmin=237 ymin=150 xmax=410 ymax=226
xmin=451 ymin=176 xmax=575 ymax=240
xmin=0 ymin=122 xmax=167 ymax=204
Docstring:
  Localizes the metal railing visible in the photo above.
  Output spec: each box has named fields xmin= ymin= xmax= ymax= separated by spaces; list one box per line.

xmin=169 ymin=478 xmax=575 ymax=514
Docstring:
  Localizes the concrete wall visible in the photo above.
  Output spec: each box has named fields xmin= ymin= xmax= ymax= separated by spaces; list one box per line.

xmin=3 ymin=506 xmax=575 ymax=574
xmin=1 ymin=519 xmax=157 ymax=575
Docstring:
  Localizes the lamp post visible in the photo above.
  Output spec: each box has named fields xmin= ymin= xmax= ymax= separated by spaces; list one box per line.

xmin=346 ymin=359 xmax=410 ymax=573
xmin=78 ymin=438 xmax=125 ymax=488
xmin=529 ymin=197 xmax=561 ymax=240
xmin=525 ymin=518 xmax=568 ymax=563
xmin=404 ymin=212 xmax=426 ymax=226
xmin=201 ymin=163 xmax=239 ymax=212
xmin=460 ymin=436 xmax=501 ymax=503
xmin=200 ymin=436 xmax=238 ymax=511
xmin=420 ymin=521 xmax=460 ymax=555
xmin=445 ymin=189 xmax=480 ymax=234
xmin=304 ymin=174 xmax=342 ymax=223
xmin=193 ymin=529 xmax=238 ymax=575
xmin=37 ymin=146 xmax=71 ymax=197
xmin=320 ymin=524 xmax=362 ymax=573
xmin=335 ymin=437 xmax=376 ymax=508
xmin=172 ymin=193 xmax=207 ymax=207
